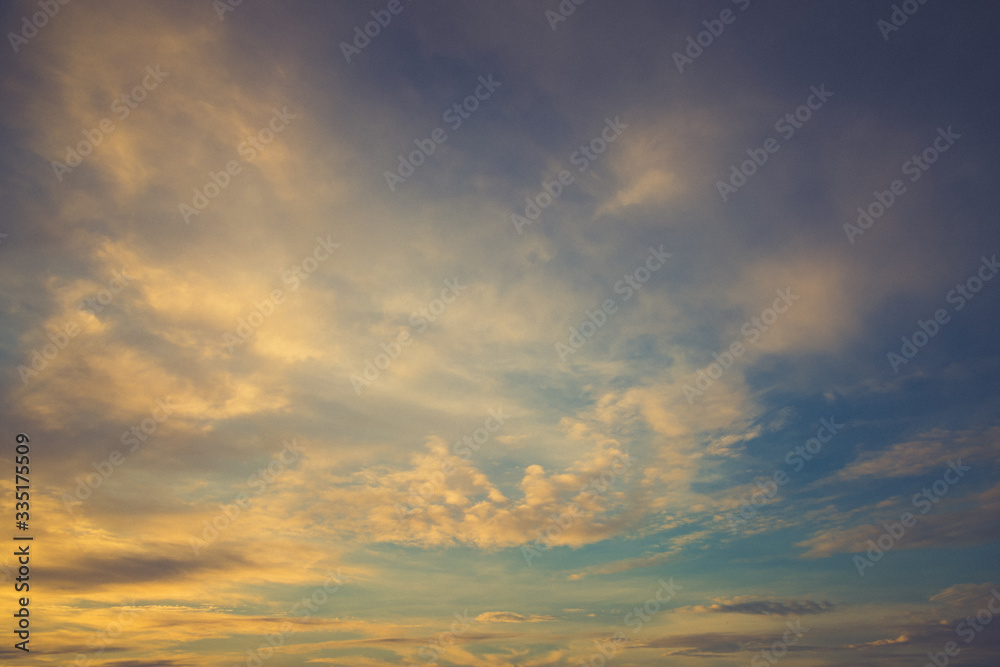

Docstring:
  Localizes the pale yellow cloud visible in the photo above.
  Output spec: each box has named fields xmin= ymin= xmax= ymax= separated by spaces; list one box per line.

xmin=592 ymin=111 xmax=724 ymax=221
xmin=475 ymin=611 xmax=555 ymax=623
xmin=727 ymin=252 xmax=858 ymax=355
xmin=284 ymin=431 xmax=637 ymax=549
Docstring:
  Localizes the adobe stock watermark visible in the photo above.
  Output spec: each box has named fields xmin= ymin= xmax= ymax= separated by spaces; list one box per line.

xmin=683 ymin=287 xmax=799 ymax=403
xmin=190 ymin=439 xmax=303 ymax=556
xmin=579 ymin=578 xmax=681 ymax=667
xmin=887 ymin=252 xmax=997 ymax=373
xmin=396 ymin=408 xmax=510 ymax=519
xmin=727 ymin=417 xmax=845 ymax=528
xmin=716 ymin=84 xmax=833 ymax=202
xmin=61 ymin=397 xmax=176 ymax=515
xmin=511 ymin=115 xmax=628 ymax=234
xmin=180 ymin=106 xmax=297 ymax=223
xmin=51 ymin=65 xmax=169 ymax=182
xmin=923 ymin=588 xmax=1000 ymax=667
xmin=853 ymin=459 xmax=970 ymax=576
xmin=384 ymin=74 xmax=501 ymax=191
xmin=235 ymin=569 xmax=344 ymax=667
xmin=18 ymin=268 xmax=134 ymax=385
xmin=351 ymin=277 xmax=466 ymax=394
xmin=844 ymin=126 xmax=960 ymax=244
xmin=223 ymin=235 xmax=339 ymax=351
xmin=672 ymin=0 xmax=752 ymax=73
xmin=749 ymin=619 xmax=810 ymax=667
xmin=877 ymin=0 xmax=929 ymax=41
xmin=213 ymin=0 xmax=245 ymax=21
xmin=521 ymin=452 xmax=633 ymax=565
xmin=545 ymin=0 xmax=587 ymax=31
xmin=7 ymin=0 xmax=71 ymax=54
xmin=79 ymin=269 xmax=135 ymax=317
xmin=556 ymin=245 xmax=671 ymax=363
xmin=340 ymin=0 xmax=414 ymax=64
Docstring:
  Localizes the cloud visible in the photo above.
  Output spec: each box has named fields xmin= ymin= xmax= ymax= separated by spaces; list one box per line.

xmin=796 ymin=481 xmax=1000 ymax=558
xmin=317 ymin=434 xmax=638 ymax=549
xmin=928 ymin=582 xmax=1000 ymax=614
xmin=631 ymin=632 xmax=816 ymax=656
xmin=3 ymin=2 xmax=1000 ymax=665
xmin=38 ymin=550 xmax=252 ymax=590
xmin=474 ymin=612 xmax=554 ymax=623
xmin=687 ymin=598 xmax=836 ymax=616
xmin=725 ymin=252 xmax=859 ymax=355
xmin=567 ymin=529 xmax=710 ymax=579
xmin=825 ymin=427 xmax=999 ymax=483
xmin=848 ymin=633 xmax=912 ymax=648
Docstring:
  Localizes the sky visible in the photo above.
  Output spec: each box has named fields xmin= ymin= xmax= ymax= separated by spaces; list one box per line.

xmin=1 ymin=1 xmax=1000 ymax=665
